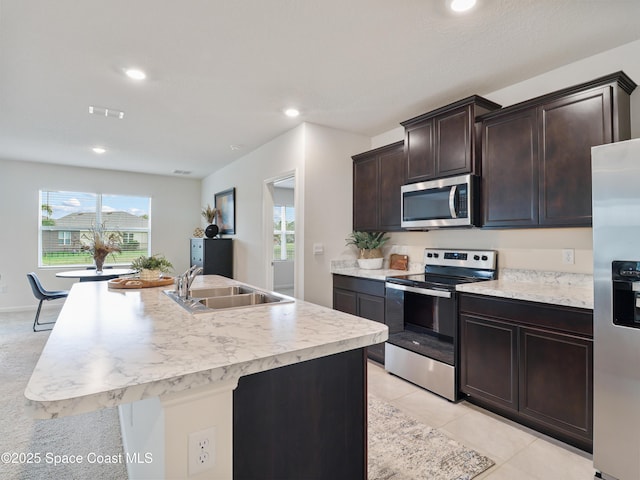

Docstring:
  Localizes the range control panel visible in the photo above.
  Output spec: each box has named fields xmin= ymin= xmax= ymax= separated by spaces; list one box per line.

xmin=423 ymin=249 xmax=497 ymax=270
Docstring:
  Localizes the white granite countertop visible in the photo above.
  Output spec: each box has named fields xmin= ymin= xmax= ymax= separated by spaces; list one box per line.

xmin=456 ymin=269 xmax=594 ymax=310
xmin=330 ymin=259 xmax=424 ymax=281
xmin=25 ymin=275 xmax=388 ymax=419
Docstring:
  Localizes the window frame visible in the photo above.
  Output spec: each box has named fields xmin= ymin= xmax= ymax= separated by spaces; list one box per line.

xmin=38 ymin=190 xmax=152 ymax=268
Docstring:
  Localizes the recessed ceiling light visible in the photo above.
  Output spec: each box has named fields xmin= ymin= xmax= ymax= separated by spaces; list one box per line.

xmin=448 ymin=0 xmax=477 ymax=12
xmin=125 ymin=68 xmax=147 ymax=80
xmin=92 ymin=146 xmax=106 ymax=154
xmin=284 ymin=108 xmax=300 ymax=118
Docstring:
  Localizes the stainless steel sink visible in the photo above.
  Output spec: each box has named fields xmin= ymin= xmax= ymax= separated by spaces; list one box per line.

xmin=188 ymin=285 xmax=253 ymax=298
xmin=163 ymin=285 xmax=293 ymax=314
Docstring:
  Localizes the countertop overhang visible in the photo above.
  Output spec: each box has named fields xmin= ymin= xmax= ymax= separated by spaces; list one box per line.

xmin=25 ymin=275 xmax=388 ymax=419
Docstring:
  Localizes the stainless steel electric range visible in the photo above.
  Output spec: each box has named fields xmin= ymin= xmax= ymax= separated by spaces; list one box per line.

xmin=384 ymin=248 xmax=497 ymax=401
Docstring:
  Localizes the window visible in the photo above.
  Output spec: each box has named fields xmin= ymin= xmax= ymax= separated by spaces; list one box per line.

xmin=39 ymin=190 xmax=151 ymax=267
xmin=57 ymin=231 xmax=72 ymax=246
xmin=273 ymin=205 xmax=295 ymax=261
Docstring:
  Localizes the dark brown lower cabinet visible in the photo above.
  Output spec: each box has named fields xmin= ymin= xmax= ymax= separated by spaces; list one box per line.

xmin=460 ymin=315 xmax=518 ymax=412
xmin=333 ymin=275 xmax=386 ymax=363
xmin=233 ymin=348 xmax=367 ymax=480
xmin=459 ymin=293 xmax=593 ymax=452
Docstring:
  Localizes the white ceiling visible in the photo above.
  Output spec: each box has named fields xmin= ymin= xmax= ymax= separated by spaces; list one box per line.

xmin=1 ymin=1 xmax=640 ymax=179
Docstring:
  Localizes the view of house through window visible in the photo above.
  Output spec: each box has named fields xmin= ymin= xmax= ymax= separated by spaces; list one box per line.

xmin=39 ymin=190 xmax=151 ymax=267
xmin=273 ymin=205 xmax=294 ymax=261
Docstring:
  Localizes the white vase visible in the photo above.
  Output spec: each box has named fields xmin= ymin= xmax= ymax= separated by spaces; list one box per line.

xmin=357 ymin=257 xmax=384 ymax=270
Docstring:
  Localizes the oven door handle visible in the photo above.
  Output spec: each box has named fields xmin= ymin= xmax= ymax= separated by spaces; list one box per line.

xmin=385 ymin=282 xmax=452 ymax=299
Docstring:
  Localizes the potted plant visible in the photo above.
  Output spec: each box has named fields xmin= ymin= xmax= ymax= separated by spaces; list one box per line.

xmin=80 ymin=222 xmax=122 ymax=273
xmin=201 ymin=204 xmax=220 ymax=238
xmin=131 ymin=254 xmax=174 ymax=281
xmin=345 ymin=231 xmax=390 ymax=269
xmin=202 ymin=204 xmax=218 ymax=223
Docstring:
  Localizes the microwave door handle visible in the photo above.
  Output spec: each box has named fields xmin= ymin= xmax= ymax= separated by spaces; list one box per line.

xmin=449 ymin=185 xmax=458 ymax=219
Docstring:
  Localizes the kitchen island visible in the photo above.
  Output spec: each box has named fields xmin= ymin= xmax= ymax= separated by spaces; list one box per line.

xmin=25 ymin=275 xmax=388 ymax=479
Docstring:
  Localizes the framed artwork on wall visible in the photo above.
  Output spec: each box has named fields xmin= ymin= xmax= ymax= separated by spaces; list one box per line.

xmin=215 ymin=187 xmax=236 ymax=234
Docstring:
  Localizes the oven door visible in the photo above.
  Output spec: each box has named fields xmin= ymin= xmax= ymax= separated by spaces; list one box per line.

xmin=385 ymin=282 xmax=455 ymax=339
xmin=384 ymin=281 xmax=459 ymax=400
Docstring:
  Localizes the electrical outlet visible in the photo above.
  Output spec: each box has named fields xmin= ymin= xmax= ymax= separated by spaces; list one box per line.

xmin=562 ymin=248 xmax=575 ymax=265
xmin=188 ymin=427 xmax=216 ymax=476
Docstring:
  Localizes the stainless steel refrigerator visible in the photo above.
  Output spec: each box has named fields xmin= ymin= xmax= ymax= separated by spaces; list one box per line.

xmin=592 ymin=138 xmax=640 ymax=480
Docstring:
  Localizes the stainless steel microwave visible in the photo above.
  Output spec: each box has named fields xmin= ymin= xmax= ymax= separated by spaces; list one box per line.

xmin=401 ymin=174 xmax=478 ymax=229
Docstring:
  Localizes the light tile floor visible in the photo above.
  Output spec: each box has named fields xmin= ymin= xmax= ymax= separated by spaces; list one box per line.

xmin=367 ymin=361 xmax=595 ymax=480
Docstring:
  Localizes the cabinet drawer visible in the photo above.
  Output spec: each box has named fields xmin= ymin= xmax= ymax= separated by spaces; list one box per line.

xmin=459 ymin=294 xmax=592 ymax=338
xmin=332 ymin=275 xmax=385 ymax=297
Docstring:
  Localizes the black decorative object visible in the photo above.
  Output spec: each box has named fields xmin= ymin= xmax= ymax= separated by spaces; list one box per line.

xmin=215 ymin=187 xmax=236 ymax=235
xmin=205 ymin=224 xmax=219 ymax=238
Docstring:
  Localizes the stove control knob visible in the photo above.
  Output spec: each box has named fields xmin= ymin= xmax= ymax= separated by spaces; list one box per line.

xmin=427 ymin=253 xmax=433 ymax=258
xmin=481 ymin=255 xmax=488 ymax=261
xmin=474 ymin=255 xmax=480 ymax=261
xmin=433 ymin=253 xmax=439 ymax=258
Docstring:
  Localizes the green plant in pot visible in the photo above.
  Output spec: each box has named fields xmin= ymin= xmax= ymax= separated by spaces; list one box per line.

xmin=131 ymin=254 xmax=174 ymax=281
xmin=345 ymin=231 xmax=390 ymax=270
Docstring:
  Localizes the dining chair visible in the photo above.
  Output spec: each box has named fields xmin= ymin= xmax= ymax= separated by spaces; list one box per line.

xmin=26 ymin=272 xmax=69 ymax=332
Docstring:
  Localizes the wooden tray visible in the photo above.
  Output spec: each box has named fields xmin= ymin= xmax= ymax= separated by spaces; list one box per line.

xmin=389 ymin=254 xmax=409 ymax=271
xmin=108 ymin=276 xmax=175 ymax=289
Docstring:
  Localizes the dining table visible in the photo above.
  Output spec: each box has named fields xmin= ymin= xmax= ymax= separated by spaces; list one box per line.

xmin=55 ymin=268 xmax=136 ymax=282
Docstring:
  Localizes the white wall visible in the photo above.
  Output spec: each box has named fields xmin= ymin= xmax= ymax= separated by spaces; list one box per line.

xmin=367 ymin=39 xmax=640 ymax=274
xmin=201 ymin=123 xmax=369 ymax=307
xmin=302 ymin=123 xmax=369 ymax=306
xmin=201 ymin=125 xmax=306 ymax=291
xmin=0 ymin=159 xmax=200 ymax=310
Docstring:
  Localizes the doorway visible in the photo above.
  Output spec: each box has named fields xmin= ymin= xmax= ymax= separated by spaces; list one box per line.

xmin=264 ymin=173 xmax=296 ymax=297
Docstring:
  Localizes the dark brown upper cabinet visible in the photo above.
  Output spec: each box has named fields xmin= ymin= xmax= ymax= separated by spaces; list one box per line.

xmin=481 ymin=71 xmax=636 ymax=228
xmin=401 ymin=96 xmax=501 ymax=183
xmin=352 ymin=141 xmax=405 ymax=231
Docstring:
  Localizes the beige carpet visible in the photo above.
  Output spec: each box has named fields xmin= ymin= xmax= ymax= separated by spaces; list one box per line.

xmin=0 ymin=309 xmax=127 ymax=480
xmin=1 ymin=308 xmax=493 ymax=480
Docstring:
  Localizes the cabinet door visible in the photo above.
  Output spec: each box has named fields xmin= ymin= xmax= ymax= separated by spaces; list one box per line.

xmin=201 ymin=239 xmax=233 ymax=277
xmin=357 ymin=293 xmax=385 ymax=323
xmin=436 ymin=106 xmax=472 ymax=177
xmin=333 ymin=288 xmax=358 ymax=316
xmin=460 ymin=314 xmax=519 ymax=412
xmin=519 ymin=327 xmax=593 ymax=445
xmin=405 ymin=120 xmax=435 ymax=182
xmin=378 ymin=144 xmax=405 ymax=231
xmin=353 ymin=156 xmax=379 ymax=231
xmin=539 ymin=86 xmax=613 ymax=226
xmin=358 ymin=292 xmax=386 ymax=363
xmin=482 ymin=109 xmax=539 ymax=227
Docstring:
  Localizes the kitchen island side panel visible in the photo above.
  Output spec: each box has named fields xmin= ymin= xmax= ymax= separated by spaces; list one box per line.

xmin=233 ymin=348 xmax=367 ymax=480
